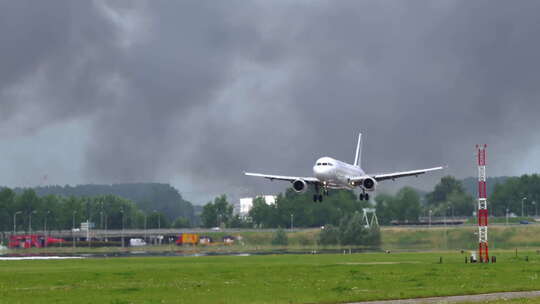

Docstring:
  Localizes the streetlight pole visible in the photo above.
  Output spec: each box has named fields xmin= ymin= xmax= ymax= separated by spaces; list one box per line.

xmin=72 ymin=211 xmax=77 ymax=249
xmin=13 ymin=211 xmax=22 ymax=235
xmin=144 ymin=213 xmax=147 ymax=242
xmin=28 ymin=210 xmax=36 ymax=234
xmin=290 ymin=213 xmax=294 ymax=231
xmin=506 ymin=208 xmax=509 ymax=225
xmin=153 ymin=210 xmax=160 ymax=230
xmin=44 ymin=210 xmax=50 ymax=246
xmin=428 ymin=209 xmax=432 ymax=228
xmin=120 ymin=208 xmax=125 ymax=248
xmin=522 ymin=197 xmax=527 ymax=218
xmin=532 ymin=201 xmax=537 ymax=218
xmin=444 ymin=208 xmax=448 ymax=249
xmin=100 ymin=201 xmax=104 ymax=230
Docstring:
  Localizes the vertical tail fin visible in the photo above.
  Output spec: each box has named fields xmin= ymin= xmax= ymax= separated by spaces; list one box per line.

xmin=354 ymin=133 xmax=362 ymax=167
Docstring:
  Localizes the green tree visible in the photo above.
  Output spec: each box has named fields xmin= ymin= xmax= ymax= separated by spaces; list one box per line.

xmin=426 ymin=176 xmax=474 ymax=216
xmin=375 ymin=188 xmax=422 ymax=224
xmin=333 ymin=212 xmax=381 ymax=246
xmin=426 ymin=176 xmax=465 ymax=206
xmin=395 ymin=187 xmax=422 ymax=222
xmin=446 ymin=189 xmax=475 ymax=217
xmin=374 ymin=193 xmax=397 ymax=225
xmin=249 ymin=197 xmax=276 ymax=228
xmin=338 ymin=212 xmax=367 ymax=245
xmin=491 ymin=174 xmax=540 ymax=216
xmin=172 ymin=217 xmax=191 ymax=228
xmin=229 ymin=215 xmax=250 ymax=228
xmin=200 ymin=195 xmax=233 ymax=228
xmin=0 ymin=188 xmax=16 ymax=233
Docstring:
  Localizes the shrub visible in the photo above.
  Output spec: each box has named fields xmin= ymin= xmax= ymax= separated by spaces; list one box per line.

xmin=271 ymin=228 xmax=288 ymax=246
xmin=318 ymin=225 xmax=339 ymax=246
xmin=318 ymin=213 xmax=381 ymax=247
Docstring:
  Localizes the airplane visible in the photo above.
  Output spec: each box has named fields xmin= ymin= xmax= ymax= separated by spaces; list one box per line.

xmin=245 ymin=133 xmax=445 ymax=202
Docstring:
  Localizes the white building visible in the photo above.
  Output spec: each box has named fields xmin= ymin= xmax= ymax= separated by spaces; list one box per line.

xmin=237 ymin=195 xmax=276 ymax=217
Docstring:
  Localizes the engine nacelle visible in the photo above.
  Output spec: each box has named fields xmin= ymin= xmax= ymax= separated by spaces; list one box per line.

xmin=292 ymin=179 xmax=308 ymax=193
xmin=362 ymin=177 xmax=377 ymax=191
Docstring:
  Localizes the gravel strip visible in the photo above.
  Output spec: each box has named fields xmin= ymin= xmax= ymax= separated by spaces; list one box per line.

xmin=351 ymin=291 xmax=540 ymax=304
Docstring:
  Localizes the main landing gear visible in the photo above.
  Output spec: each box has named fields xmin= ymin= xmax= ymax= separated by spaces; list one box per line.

xmin=359 ymin=192 xmax=370 ymax=201
xmin=313 ymin=185 xmax=328 ymax=202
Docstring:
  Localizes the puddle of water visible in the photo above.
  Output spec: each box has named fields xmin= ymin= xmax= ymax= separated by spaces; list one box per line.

xmin=0 ymin=256 xmax=83 ymax=261
xmin=0 ymin=248 xmax=379 ymax=259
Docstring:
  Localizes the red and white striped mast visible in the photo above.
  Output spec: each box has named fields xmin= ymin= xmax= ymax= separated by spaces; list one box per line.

xmin=477 ymin=144 xmax=489 ymax=263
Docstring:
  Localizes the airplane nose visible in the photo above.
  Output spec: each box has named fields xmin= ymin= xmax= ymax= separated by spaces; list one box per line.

xmin=314 ymin=165 xmax=332 ymax=177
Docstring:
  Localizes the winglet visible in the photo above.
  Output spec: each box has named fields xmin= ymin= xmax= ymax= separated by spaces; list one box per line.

xmin=353 ymin=133 xmax=362 ymax=167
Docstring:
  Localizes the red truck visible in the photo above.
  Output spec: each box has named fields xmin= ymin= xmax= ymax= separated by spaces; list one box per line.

xmin=8 ymin=235 xmax=65 ymax=249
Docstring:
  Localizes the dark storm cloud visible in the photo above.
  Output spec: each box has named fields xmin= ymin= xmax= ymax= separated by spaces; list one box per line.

xmin=0 ymin=2 xmax=120 ymax=135
xmin=2 ymin=1 xmax=540 ymax=200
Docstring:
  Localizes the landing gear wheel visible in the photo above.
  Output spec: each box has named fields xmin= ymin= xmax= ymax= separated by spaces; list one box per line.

xmin=313 ymin=194 xmax=318 ymax=202
xmin=359 ymin=193 xmax=364 ymax=201
xmin=318 ymin=194 xmax=323 ymax=202
xmin=365 ymin=193 xmax=370 ymax=201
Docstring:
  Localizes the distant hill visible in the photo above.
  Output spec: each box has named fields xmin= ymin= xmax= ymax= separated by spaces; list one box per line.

xmin=461 ymin=176 xmax=511 ymax=198
xmin=12 ymin=183 xmax=195 ymax=222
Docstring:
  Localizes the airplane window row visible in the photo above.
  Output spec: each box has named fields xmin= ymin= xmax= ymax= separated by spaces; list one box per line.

xmin=316 ymin=163 xmax=333 ymax=166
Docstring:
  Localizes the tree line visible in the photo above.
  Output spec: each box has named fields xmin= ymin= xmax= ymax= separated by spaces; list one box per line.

xmin=3 ymin=174 xmax=536 ymax=233
xmin=15 ymin=183 xmax=196 ymax=223
xmin=490 ymin=174 xmax=540 ymax=216
xmin=0 ymin=188 xmax=191 ymax=233
xmin=200 ymin=176 xmax=479 ymax=228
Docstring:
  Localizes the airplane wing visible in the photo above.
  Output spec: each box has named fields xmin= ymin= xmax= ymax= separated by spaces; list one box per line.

xmin=244 ymin=172 xmax=320 ymax=184
xmin=369 ymin=166 xmax=445 ymax=182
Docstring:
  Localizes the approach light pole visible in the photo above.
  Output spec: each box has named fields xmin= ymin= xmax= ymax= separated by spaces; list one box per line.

xmin=13 ymin=211 xmax=22 ymax=235
xmin=522 ymin=197 xmax=527 ymax=218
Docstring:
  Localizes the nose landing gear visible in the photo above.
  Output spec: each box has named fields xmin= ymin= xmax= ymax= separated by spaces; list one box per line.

xmin=359 ymin=192 xmax=370 ymax=201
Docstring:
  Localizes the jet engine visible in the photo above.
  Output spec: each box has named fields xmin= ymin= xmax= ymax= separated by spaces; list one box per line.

xmin=292 ymin=179 xmax=308 ymax=193
xmin=362 ymin=177 xmax=377 ymax=191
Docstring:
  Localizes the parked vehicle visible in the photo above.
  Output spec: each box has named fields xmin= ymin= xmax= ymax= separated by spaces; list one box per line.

xmin=8 ymin=235 xmax=64 ymax=249
xmin=129 ymin=238 xmax=147 ymax=247
xmin=176 ymin=233 xmax=199 ymax=245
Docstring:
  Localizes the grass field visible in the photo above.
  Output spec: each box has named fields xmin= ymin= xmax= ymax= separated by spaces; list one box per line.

xmin=2 ymin=251 xmax=540 ymax=304
xmin=5 ymin=225 xmax=540 ymax=256
xmin=382 ymin=225 xmax=540 ymax=250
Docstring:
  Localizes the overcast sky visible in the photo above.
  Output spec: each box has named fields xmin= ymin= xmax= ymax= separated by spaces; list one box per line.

xmin=1 ymin=1 xmax=540 ymax=204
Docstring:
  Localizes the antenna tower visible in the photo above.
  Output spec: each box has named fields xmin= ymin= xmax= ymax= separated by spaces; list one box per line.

xmin=477 ymin=144 xmax=489 ymax=262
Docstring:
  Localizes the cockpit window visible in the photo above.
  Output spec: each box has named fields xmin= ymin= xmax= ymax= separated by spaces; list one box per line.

xmin=316 ymin=163 xmax=321 ymax=166
xmin=322 ymin=163 xmax=328 ymax=166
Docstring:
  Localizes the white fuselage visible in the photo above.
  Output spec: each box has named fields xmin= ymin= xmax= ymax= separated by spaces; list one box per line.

xmin=313 ymin=157 xmax=366 ymax=190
